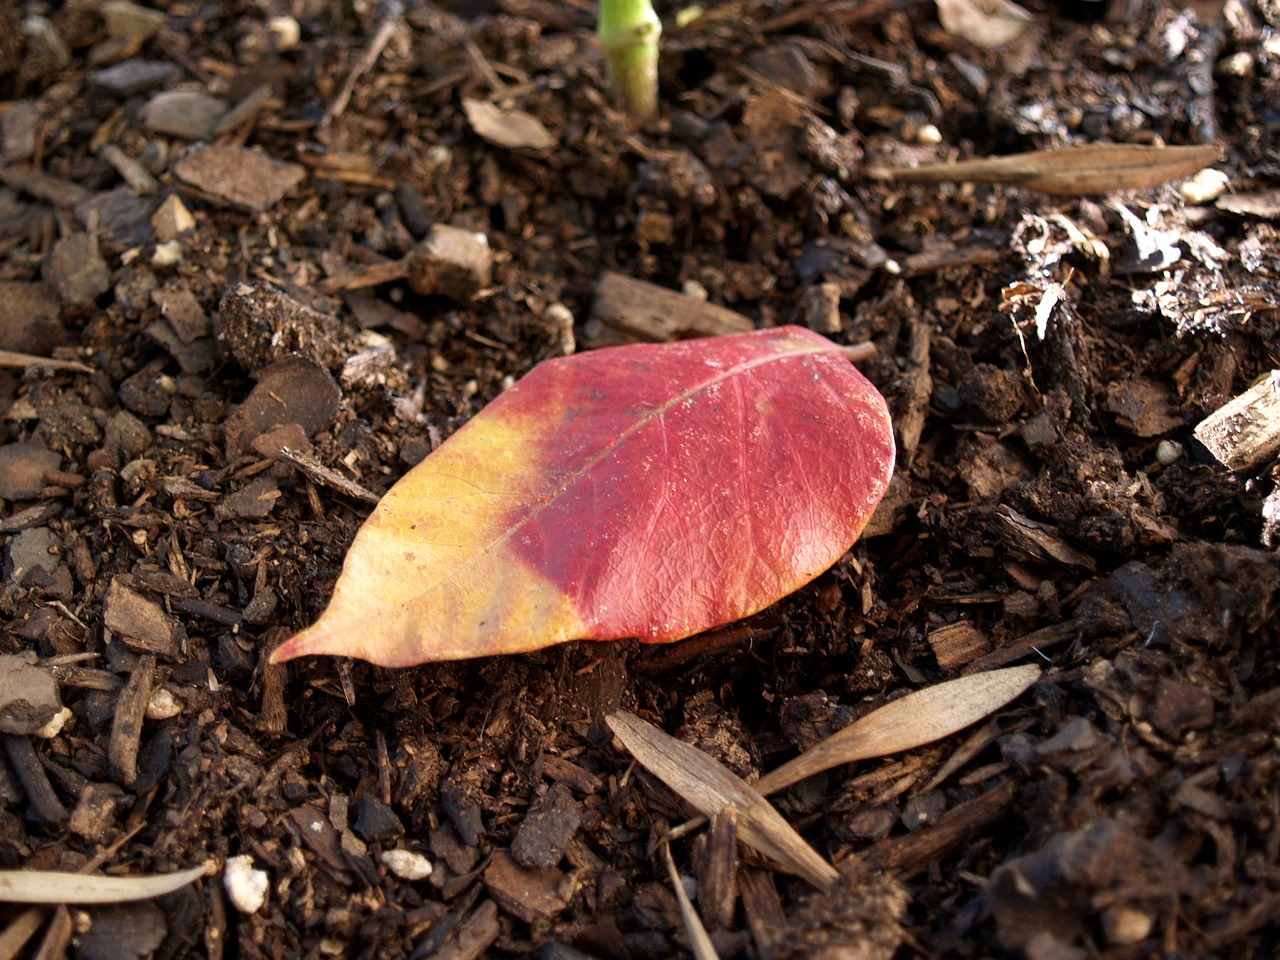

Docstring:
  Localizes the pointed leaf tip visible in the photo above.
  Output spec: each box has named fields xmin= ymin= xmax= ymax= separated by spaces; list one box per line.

xmin=289 ymin=326 xmax=895 ymax=667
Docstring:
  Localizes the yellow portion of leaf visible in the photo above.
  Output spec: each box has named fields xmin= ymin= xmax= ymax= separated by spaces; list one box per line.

xmin=271 ymin=405 xmax=585 ymax=667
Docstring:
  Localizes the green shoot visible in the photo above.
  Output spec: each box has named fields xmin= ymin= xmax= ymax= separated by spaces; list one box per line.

xmin=598 ymin=0 xmax=662 ymax=118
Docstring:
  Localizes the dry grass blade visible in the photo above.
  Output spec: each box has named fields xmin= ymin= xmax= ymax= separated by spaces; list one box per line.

xmin=756 ymin=665 xmax=1040 ymax=795
xmin=884 ymin=143 xmax=1220 ymax=196
xmin=662 ymin=843 xmax=721 ymax=960
xmin=606 ymin=712 xmax=838 ymax=890
xmin=0 ymin=863 xmax=209 ymax=904
xmin=0 ymin=349 xmax=93 ymax=374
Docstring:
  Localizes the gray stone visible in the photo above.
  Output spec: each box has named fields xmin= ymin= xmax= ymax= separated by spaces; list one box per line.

xmin=5 ymin=527 xmax=61 ymax=583
xmin=92 ymin=60 xmax=178 ymax=98
xmin=141 ymin=90 xmax=227 ymax=140
xmin=101 ymin=1 xmax=166 ymax=40
xmin=42 ymin=233 xmax=111 ymax=305
xmin=75 ymin=187 xmax=156 ymax=252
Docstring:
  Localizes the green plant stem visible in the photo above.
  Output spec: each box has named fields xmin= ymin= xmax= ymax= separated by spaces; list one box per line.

xmin=598 ymin=0 xmax=662 ymax=118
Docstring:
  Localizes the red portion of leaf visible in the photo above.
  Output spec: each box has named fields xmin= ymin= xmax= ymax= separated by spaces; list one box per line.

xmin=506 ymin=328 xmax=894 ymax=641
xmin=271 ymin=326 xmax=895 ymax=666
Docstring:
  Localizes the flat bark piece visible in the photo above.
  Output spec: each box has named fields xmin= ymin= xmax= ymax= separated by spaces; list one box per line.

xmin=511 ymin=782 xmax=582 ymax=869
xmin=0 ymin=164 xmax=94 ymax=206
xmin=1215 ymin=190 xmax=1280 ymax=219
xmin=606 ymin=711 xmax=839 ymax=890
xmin=885 ymin=143 xmax=1221 ymax=196
xmin=433 ymin=899 xmax=499 ymax=960
xmin=0 ymin=281 xmax=64 ymax=355
xmin=222 ymin=356 xmax=341 ymax=458
xmin=482 ymin=850 xmax=570 ymax=922
xmin=108 ymin=655 xmax=155 ymax=786
xmin=590 ymin=271 xmax=755 ymax=342
xmin=215 ymin=476 xmax=281 ymax=520
xmin=0 ymin=653 xmax=62 ymax=735
xmin=539 ymin=754 xmax=603 ymax=794
xmin=927 ymin=621 xmax=993 ymax=670
xmin=103 ymin=579 xmax=179 ymax=656
xmin=42 ymin=232 xmax=111 ymax=306
xmin=0 ymin=443 xmax=60 ymax=501
xmin=150 ymin=281 xmax=210 ymax=343
xmin=1193 ymin=371 xmax=1280 ymax=471
xmin=698 ymin=806 xmax=739 ymax=931
xmin=1107 ymin=378 xmax=1183 ymax=437
xmin=77 ymin=901 xmax=167 ymax=960
xmin=740 ymin=869 xmax=787 ymax=960
xmin=991 ymin=505 xmax=1097 ymax=572
xmin=865 ymin=777 xmax=1018 ymax=877
xmin=173 ymin=144 xmax=305 ymax=213
xmin=217 ymin=281 xmax=342 ymax=371
xmin=462 ymin=98 xmax=555 ymax=152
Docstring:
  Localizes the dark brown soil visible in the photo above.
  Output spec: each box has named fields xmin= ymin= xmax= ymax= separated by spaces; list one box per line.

xmin=2 ymin=0 xmax=1279 ymax=958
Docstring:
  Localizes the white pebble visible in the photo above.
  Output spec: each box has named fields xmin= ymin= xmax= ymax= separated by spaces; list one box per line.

xmin=1179 ymin=168 xmax=1228 ymax=205
xmin=224 ymin=855 xmax=269 ymax=913
xmin=1156 ymin=439 xmax=1183 ymax=466
xmin=145 ymin=687 xmax=183 ymax=721
xmin=381 ymin=849 xmax=433 ymax=881
xmin=917 ymin=123 xmax=942 ymax=145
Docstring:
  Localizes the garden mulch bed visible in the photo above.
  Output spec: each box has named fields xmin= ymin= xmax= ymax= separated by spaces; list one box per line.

xmin=1 ymin=0 xmax=1279 ymax=957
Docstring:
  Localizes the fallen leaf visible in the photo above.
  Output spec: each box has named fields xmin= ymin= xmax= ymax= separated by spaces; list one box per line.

xmin=0 ymin=864 xmax=209 ymax=904
xmin=463 ymin=98 xmax=556 ymax=152
xmin=885 ymin=143 xmax=1221 ymax=196
xmin=607 ymin=712 xmax=839 ymax=890
xmin=272 ymin=326 xmax=894 ymax=667
xmin=756 ymin=665 xmax=1041 ymax=795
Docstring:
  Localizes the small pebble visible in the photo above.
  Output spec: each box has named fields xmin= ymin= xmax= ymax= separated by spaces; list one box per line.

xmin=224 ymin=855 xmax=268 ymax=913
xmin=1179 ymin=168 xmax=1228 ymax=205
xmin=381 ymin=849 xmax=434 ymax=881
xmin=145 ymin=686 xmax=183 ymax=720
xmin=682 ymin=279 xmax=709 ymax=301
xmin=917 ymin=123 xmax=942 ymax=145
xmin=1156 ymin=439 xmax=1183 ymax=466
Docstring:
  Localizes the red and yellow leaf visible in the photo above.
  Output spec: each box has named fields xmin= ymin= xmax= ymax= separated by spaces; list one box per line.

xmin=271 ymin=326 xmax=895 ymax=667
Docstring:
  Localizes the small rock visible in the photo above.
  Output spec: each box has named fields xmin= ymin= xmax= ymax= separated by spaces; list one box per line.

xmin=215 ymin=475 xmax=280 ymax=520
xmin=92 ymin=59 xmax=178 ymax=98
xmin=1149 ymin=678 xmax=1214 ymax=738
xmin=511 ymin=783 xmax=582 ymax=870
xmin=103 ymin=578 xmax=180 ymax=656
xmin=408 ymin=223 xmax=492 ymax=303
xmin=76 ymin=187 xmax=156 ymax=252
xmin=1101 ymin=905 xmax=1153 ymax=946
xmin=4 ymin=526 xmax=64 ymax=585
xmin=151 ymin=280 xmax=210 ymax=342
xmin=173 ymin=144 xmax=305 ymax=212
xmin=353 ymin=793 xmax=404 ymax=844
xmin=483 ymin=850 xmax=570 ymax=923
xmin=251 ymin=422 xmax=313 ymax=461
xmin=103 ymin=409 xmax=151 ymax=463
xmin=69 ymin=782 xmax=123 ymax=841
xmin=42 ymin=232 xmax=112 ymax=305
xmin=144 ymin=686 xmax=183 ymax=720
xmin=141 ymin=90 xmax=228 ymax=140
xmin=1 ymin=100 xmax=37 ymax=162
xmin=224 ymin=855 xmax=268 ymax=913
xmin=222 ymin=355 xmax=341 ymax=457
xmin=382 ymin=848 xmax=433 ymax=881
xmin=0 ymin=443 xmax=60 ymax=500
xmin=0 ymin=281 xmax=64 ymax=355
xmin=150 ymin=194 xmax=195 ymax=242
xmin=217 ymin=281 xmax=341 ymax=370
xmin=0 ymin=652 xmax=63 ymax=735
xmin=78 ymin=902 xmax=167 ymax=960
xmin=100 ymin=0 xmax=166 ymax=40
xmin=746 ymin=43 xmax=821 ymax=98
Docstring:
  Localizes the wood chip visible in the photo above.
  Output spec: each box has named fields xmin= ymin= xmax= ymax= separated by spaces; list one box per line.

xmin=172 ymin=145 xmax=305 ymax=213
xmin=0 ymin=863 xmax=208 ymax=904
xmin=589 ymin=271 xmax=755 ymax=343
xmin=884 ymin=143 xmax=1221 ymax=196
xmin=606 ymin=712 xmax=838 ymax=890
xmin=108 ymin=655 xmax=155 ymax=785
xmin=739 ymin=869 xmax=786 ymax=960
xmin=482 ymin=850 xmax=570 ymax=922
xmin=662 ymin=843 xmax=720 ymax=960
xmin=462 ymin=98 xmax=555 ymax=152
xmin=1193 ymin=370 xmax=1280 ymax=471
xmin=275 ymin=447 xmax=379 ymax=504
